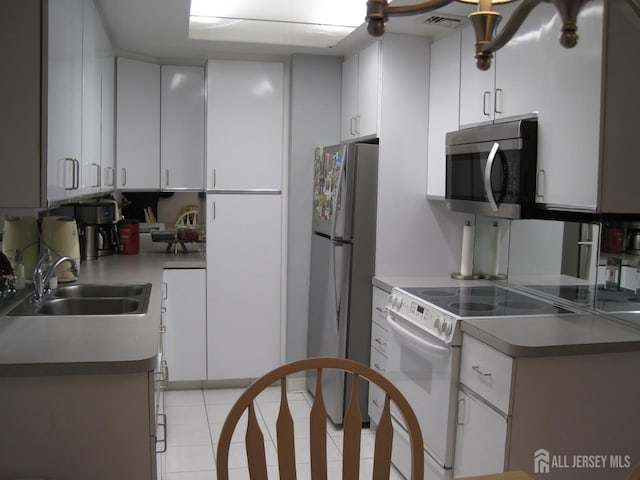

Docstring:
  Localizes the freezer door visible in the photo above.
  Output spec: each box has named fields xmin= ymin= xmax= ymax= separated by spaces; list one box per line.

xmin=312 ymin=144 xmax=352 ymax=240
xmin=306 ymin=233 xmax=352 ymax=423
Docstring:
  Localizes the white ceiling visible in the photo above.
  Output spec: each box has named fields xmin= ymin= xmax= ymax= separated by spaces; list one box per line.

xmin=94 ymin=0 xmax=477 ymax=64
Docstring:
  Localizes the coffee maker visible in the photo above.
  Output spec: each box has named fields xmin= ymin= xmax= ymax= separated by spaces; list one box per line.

xmin=58 ymin=204 xmax=119 ymax=260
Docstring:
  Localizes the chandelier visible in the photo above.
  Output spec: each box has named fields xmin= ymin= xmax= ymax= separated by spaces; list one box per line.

xmin=366 ymin=0 xmax=640 ymax=70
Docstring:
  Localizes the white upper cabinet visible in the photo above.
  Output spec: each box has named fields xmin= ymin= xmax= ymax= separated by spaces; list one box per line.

xmin=427 ymin=31 xmax=461 ymax=198
xmin=160 ymin=65 xmax=205 ymax=191
xmin=116 ymin=57 xmax=161 ymax=190
xmin=206 ymin=60 xmax=284 ymax=191
xmin=341 ymin=40 xmax=381 ymax=142
xmin=47 ymin=0 xmax=84 ymax=204
xmin=459 ymin=3 xmax=542 ymax=126
xmin=81 ymin=0 xmax=102 ymax=196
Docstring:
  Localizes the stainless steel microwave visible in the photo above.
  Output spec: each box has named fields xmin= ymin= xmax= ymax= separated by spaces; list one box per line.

xmin=445 ymin=116 xmax=538 ymax=219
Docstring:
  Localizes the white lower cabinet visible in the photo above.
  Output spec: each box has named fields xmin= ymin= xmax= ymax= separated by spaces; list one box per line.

xmin=206 ymin=194 xmax=282 ymax=380
xmin=454 ymin=389 xmax=508 ymax=478
xmin=162 ymin=268 xmax=207 ymax=382
xmin=368 ymin=286 xmax=389 ymax=428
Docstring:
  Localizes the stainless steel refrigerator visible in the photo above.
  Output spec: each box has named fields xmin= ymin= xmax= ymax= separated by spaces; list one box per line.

xmin=306 ymin=142 xmax=378 ymax=425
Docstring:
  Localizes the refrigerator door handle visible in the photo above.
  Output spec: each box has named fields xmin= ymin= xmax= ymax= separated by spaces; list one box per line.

xmin=331 ymin=240 xmax=342 ymax=334
xmin=330 ymin=157 xmax=346 ymax=240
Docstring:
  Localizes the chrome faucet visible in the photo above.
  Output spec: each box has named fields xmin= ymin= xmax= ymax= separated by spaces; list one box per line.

xmin=32 ymin=253 xmax=79 ymax=302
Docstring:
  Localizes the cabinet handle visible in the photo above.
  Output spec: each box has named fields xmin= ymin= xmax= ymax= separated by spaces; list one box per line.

xmin=472 ymin=365 xmax=492 ymax=377
xmin=212 ymin=201 xmax=216 ymax=220
xmin=121 ymin=167 xmax=127 ymax=187
xmin=372 ymin=399 xmax=384 ymax=408
xmin=159 ymin=324 xmax=166 ymax=334
xmin=70 ymin=158 xmax=80 ymax=190
xmin=156 ymin=413 xmax=167 ymax=453
xmin=373 ymin=362 xmax=385 ymax=373
xmin=90 ymin=163 xmax=100 ymax=187
xmin=105 ymin=166 xmax=115 ymax=187
xmin=494 ymin=88 xmax=503 ymax=114
xmin=374 ymin=337 xmax=387 ymax=347
xmin=355 ymin=115 xmax=361 ymax=135
xmin=212 ymin=169 xmax=217 ymax=188
xmin=166 ymin=168 xmax=170 ymax=187
xmin=63 ymin=158 xmax=75 ymax=190
xmin=483 ymin=91 xmax=492 ymax=117
xmin=162 ymin=282 xmax=168 ymax=300
xmin=350 ymin=117 xmax=356 ymax=136
xmin=375 ymin=306 xmax=386 ymax=313
xmin=536 ymin=169 xmax=545 ymax=200
xmin=456 ymin=398 xmax=466 ymax=426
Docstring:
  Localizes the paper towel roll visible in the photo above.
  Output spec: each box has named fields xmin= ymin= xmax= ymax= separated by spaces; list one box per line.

xmin=487 ymin=221 xmax=500 ymax=276
xmin=460 ymin=221 xmax=474 ymax=277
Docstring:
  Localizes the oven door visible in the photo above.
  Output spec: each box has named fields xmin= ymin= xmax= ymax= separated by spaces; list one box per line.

xmin=386 ymin=310 xmax=460 ymax=470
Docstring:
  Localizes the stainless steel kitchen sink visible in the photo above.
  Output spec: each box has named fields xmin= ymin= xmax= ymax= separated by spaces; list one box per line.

xmin=52 ymin=284 xmax=146 ymax=298
xmin=6 ymin=283 xmax=151 ymax=317
xmin=33 ymin=298 xmax=142 ymax=315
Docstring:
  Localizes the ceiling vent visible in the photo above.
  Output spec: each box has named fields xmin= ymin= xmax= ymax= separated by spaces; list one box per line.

xmin=415 ymin=14 xmax=466 ymax=29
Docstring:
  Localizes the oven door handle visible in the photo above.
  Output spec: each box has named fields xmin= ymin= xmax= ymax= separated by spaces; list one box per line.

xmin=483 ymin=142 xmax=500 ymax=212
xmin=386 ymin=314 xmax=450 ymax=355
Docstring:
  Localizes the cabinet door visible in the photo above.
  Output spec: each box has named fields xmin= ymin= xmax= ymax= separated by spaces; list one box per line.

xmin=427 ymin=30 xmax=461 ymax=198
xmin=454 ymin=389 xmax=508 ymax=478
xmin=459 ymin=22 xmax=496 ymax=127
xmin=81 ymin=0 xmax=102 ymax=196
xmin=535 ymin=2 xmax=603 ymax=210
xmin=206 ymin=194 xmax=282 ymax=380
xmin=341 ymin=53 xmax=358 ymax=141
xmin=47 ymin=0 xmax=84 ymax=204
xmin=357 ymin=40 xmax=381 ymax=139
xmin=206 ymin=60 xmax=284 ymax=190
xmin=163 ymin=269 xmax=207 ymax=382
xmin=116 ymin=57 xmax=160 ymax=190
xmin=160 ymin=65 xmax=205 ymax=190
xmin=492 ymin=3 xmax=544 ymax=121
xmin=100 ymin=52 xmax=116 ymax=192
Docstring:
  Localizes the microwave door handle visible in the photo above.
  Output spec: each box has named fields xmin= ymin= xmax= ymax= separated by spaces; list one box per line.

xmin=484 ymin=142 xmax=500 ymax=212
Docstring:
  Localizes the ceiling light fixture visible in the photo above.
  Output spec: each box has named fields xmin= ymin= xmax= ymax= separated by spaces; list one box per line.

xmin=189 ymin=0 xmax=367 ymax=48
xmin=366 ymin=0 xmax=640 ymax=70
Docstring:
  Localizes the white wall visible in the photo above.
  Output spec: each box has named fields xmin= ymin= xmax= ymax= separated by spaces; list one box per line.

xmin=286 ymin=55 xmax=342 ymax=363
xmin=376 ymin=34 xmax=468 ymax=277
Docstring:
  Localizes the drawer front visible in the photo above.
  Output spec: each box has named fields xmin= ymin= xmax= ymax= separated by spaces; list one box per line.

xmin=368 ymin=346 xmax=388 ymax=427
xmin=371 ymin=320 xmax=389 ymax=356
xmin=460 ymin=334 xmax=513 ymax=414
xmin=372 ymin=286 xmax=389 ymax=328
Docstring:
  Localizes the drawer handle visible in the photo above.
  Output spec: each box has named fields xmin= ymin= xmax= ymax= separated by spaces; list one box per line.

xmin=472 ymin=365 xmax=492 ymax=377
xmin=456 ymin=398 xmax=466 ymax=426
xmin=374 ymin=337 xmax=387 ymax=347
xmin=376 ymin=306 xmax=386 ymax=313
xmin=372 ymin=399 xmax=384 ymax=408
xmin=374 ymin=362 xmax=386 ymax=374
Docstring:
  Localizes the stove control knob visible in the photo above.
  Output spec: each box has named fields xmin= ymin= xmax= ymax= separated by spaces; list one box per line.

xmin=433 ymin=316 xmax=441 ymax=331
xmin=442 ymin=321 xmax=452 ymax=336
xmin=394 ymin=294 xmax=403 ymax=309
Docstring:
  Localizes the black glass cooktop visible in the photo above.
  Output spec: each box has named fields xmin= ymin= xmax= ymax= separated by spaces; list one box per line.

xmin=527 ymin=284 xmax=640 ymax=313
xmin=402 ymin=285 xmax=573 ymax=318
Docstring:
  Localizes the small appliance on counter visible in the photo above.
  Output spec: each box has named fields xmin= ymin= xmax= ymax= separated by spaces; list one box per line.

xmin=626 ymin=228 xmax=640 ymax=255
xmin=1 ymin=215 xmax=40 ymax=279
xmin=55 ymin=203 xmax=119 ymax=260
xmin=40 ymin=215 xmax=81 ymax=282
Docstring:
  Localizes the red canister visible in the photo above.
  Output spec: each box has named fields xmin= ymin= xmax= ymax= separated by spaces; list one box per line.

xmin=117 ymin=219 xmax=140 ymax=254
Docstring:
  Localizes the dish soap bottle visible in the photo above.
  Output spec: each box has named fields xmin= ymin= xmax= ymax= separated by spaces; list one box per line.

xmin=13 ymin=249 xmax=25 ymax=290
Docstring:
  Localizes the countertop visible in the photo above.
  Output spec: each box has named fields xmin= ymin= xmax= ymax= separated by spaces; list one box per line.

xmin=0 ymin=235 xmax=205 ymax=376
xmin=373 ymin=275 xmax=640 ymax=358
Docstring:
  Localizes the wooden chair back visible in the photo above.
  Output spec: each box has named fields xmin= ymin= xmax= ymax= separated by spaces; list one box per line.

xmin=215 ymin=356 xmax=424 ymax=479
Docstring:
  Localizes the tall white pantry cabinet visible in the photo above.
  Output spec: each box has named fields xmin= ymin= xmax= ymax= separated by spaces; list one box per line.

xmin=205 ymin=59 xmax=285 ymax=380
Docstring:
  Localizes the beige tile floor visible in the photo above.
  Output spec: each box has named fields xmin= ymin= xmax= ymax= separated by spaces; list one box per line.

xmin=157 ymin=386 xmax=405 ymax=479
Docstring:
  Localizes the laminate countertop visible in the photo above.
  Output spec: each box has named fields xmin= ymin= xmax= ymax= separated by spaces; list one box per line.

xmin=0 ymin=236 xmax=205 ymax=376
xmin=373 ymin=275 xmax=640 ymax=358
